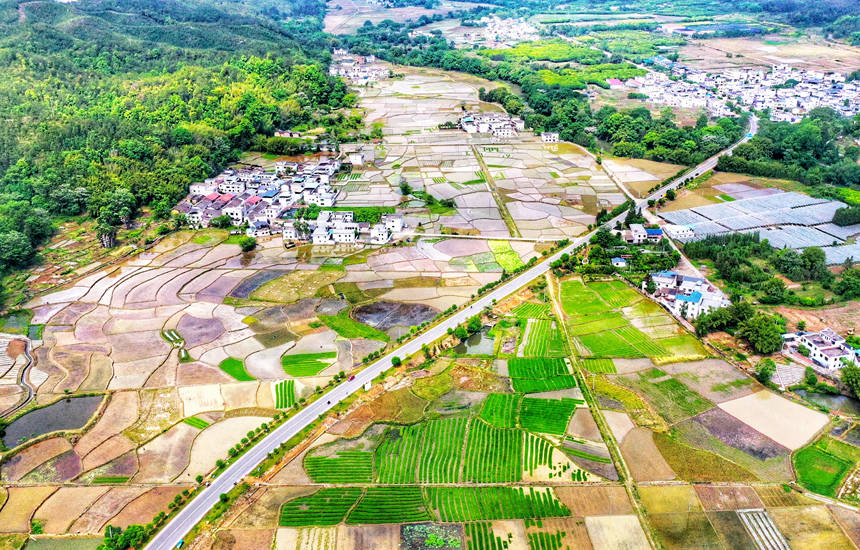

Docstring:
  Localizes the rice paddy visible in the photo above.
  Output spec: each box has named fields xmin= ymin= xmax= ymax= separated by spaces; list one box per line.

xmin=281 ymin=352 xmax=337 ymax=377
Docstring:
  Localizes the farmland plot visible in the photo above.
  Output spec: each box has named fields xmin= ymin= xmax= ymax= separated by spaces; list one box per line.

xmin=464 ymin=420 xmax=523 ymax=483
xmin=519 ymin=398 xmax=580 ymax=436
xmin=428 ymin=487 xmax=570 ymax=522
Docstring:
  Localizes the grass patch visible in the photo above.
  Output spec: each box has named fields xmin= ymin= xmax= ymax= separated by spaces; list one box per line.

xmin=480 ymin=393 xmax=522 ymax=429
xmin=318 ymin=309 xmax=389 ymax=342
xmin=617 ymin=371 xmax=713 ymax=424
xmin=281 ymin=352 xmax=337 ymax=377
xmin=519 ymin=398 xmax=579 ymax=435
xmin=565 ymin=448 xmax=612 ymax=463
xmin=510 ymin=303 xmax=549 ymax=318
xmin=488 ymin=240 xmax=524 ymax=272
xmin=218 ymin=357 xmax=255 ymax=381
xmin=592 ymin=376 xmax=666 ymax=431
xmin=794 ymin=436 xmax=860 ymax=497
xmin=582 ymin=358 xmax=617 ymax=374
xmin=654 ymin=432 xmax=757 ymax=482
xmin=91 ymin=476 xmax=129 ymax=484
xmin=183 ymin=417 xmax=209 ymax=429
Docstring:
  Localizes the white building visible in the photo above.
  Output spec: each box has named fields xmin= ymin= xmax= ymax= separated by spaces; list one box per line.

xmin=628 ymin=224 xmax=647 ymax=244
xmin=647 ymin=271 xmax=730 ymax=319
xmin=381 ymin=213 xmax=404 ymax=233
xmin=783 ymin=328 xmax=857 ymax=371
xmin=541 ymin=132 xmax=559 ymax=143
xmin=664 ymin=224 xmax=695 ymax=239
xmin=370 ymin=223 xmax=390 ymax=244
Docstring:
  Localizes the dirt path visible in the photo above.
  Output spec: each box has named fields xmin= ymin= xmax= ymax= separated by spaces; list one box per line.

xmin=471 ymin=145 xmax=520 ymax=238
xmin=546 ymin=271 xmax=660 ymax=550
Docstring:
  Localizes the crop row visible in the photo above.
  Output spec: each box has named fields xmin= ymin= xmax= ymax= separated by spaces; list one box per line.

xmin=274 ymin=379 xmax=296 ymax=409
xmin=346 ymin=487 xmax=430 ymax=524
xmin=304 ymin=451 xmax=373 ymax=483
xmin=428 ymin=487 xmax=570 ymax=522
xmin=522 ymin=319 xmax=552 ymax=356
xmin=464 ymin=420 xmax=522 ymax=483
xmin=480 ymin=393 xmax=521 ymax=429
xmin=519 ymin=398 xmax=579 ymax=436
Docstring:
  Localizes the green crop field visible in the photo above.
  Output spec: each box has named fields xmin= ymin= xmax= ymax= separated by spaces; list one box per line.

xmin=582 ymin=358 xmax=617 ymax=374
xmin=279 ymin=488 xmax=363 ymax=526
xmin=488 ymin=240 xmax=525 ymax=272
xmin=376 ymin=425 xmax=423 ymax=483
xmin=588 ymin=281 xmax=640 ymax=308
xmin=508 ymin=358 xmax=577 ymax=393
xmin=218 ymin=357 xmax=255 ymax=381
xmin=417 ymin=417 xmax=468 ymax=483
xmin=524 ymin=433 xmax=555 ymax=475
xmin=183 ymin=417 xmax=209 ymax=429
xmin=281 ymin=352 xmax=337 ymax=376
xmin=519 ymin=398 xmax=579 ymax=435
xmin=560 ymin=280 xmax=609 ymax=315
xmin=347 ymin=487 xmax=431 ymax=524
xmin=511 ymin=302 xmax=550 ymax=318
xmin=428 ymin=487 xmax=570 ymax=521
xmin=528 ymin=532 xmax=565 ymax=550
xmin=464 ymin=420 xmax=523 ymax=483
xmin=565 ymin=448 xmax=612 ymax=464
xmin=92 ymin=476 xmax=129 ymax=484
xmin=318 ymin=311 xmax=389 ymax=341
xmin=305 ymin=451 xmax=373 ymax=483
xmin=794 ymin=437 xmax=860 ymax=497
xmin=621 ymin=370 xmax=713 ymax=424
xmin=479 ymin=40 xmax=605 ymax=63
xmin=579 ymin=330 xmax=642 ymax=358
xmin=567 ymin=313 xmax=629 ymax=336
xmin=522 ymin=319 xmax=551 ymax=356
xmin=480 ymin=394 xmax=522 ymax=429
xmin=274 ymin=379 xmax=296 ymax=408
xmin=465 ymin=522 xmax=510 ymax=550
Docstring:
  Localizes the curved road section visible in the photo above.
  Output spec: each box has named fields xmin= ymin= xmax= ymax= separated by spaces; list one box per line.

xmin=146 ymin=116 xmax=757 ymax=550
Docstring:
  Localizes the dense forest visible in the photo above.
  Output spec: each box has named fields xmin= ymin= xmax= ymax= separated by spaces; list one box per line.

xmin=717 ymin=108 xmax=860 ymax=187
xmin=0 ymin=0 xmax=355 ymax=277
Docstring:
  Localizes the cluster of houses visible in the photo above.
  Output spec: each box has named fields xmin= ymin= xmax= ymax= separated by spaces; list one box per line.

xmin=783 ymin=328 xmax=859 ymax=371
xmin=283 ymin=210 xmax=404 ymax=246
xmin=635 ymin=61 xmax=859 ymax=121
xmin=175 ymin=160 xmax=406 ymax=244
xmin=462 ymin=16 xmax=539 ymax=47
xmin=330 ymin=49 xmax=388 ymax=85
xmin=459 ymin=112 xmax=525 ymax=139
xmin=644 ymin=270 xmax=731 ymax=319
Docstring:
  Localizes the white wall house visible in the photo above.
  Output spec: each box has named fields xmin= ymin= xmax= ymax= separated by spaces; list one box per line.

xmin=647 ymin=271 xmax=730 ymax=319
xmin=783 ymin=328 xmax=857 ymax=371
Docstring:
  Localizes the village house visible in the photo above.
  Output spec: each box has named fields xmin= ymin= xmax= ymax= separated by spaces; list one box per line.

xmin=460 ymin=112 xmax=525 ymax=139
xmin=646 ymin=271 xmax=730 ymax=319
xmin=541 ymin=132 xmax=559 ymax=143
xmin=783 ymin=328 xmax=858 ymax=371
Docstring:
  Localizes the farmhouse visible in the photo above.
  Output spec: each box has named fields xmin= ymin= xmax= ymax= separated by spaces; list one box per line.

xmin=459 ymin=112 xmax=525 ymax=139
xmin=282 ymin=211 xmax=404 ymax=246
xmin=541 ymin=132 xmax=559 ymax=143
xmin=783 ymin=328 xmax=858 ymax=371
xmin=646 ymin=270 xmax=730 ymax=319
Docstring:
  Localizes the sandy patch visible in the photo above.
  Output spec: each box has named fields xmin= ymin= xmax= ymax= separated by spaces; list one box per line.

xmin=107 ymin=487 xmax=186 ymax=529
xmin=179 ymin=384 xmax=226 ymax=416
xmin=222 ymin=382 xmax=262 ymax=410
xmin=0 ymin=486 xmax=57 ymax=532
xmin=32 ymin=486 xmax=110 ymax=534
xmin=178 ymin=416 xmax=270 ymax=481
xmin=718 ymin=390 xmax=828 ymax=450
xmin=585 ymin=515 xmax=650 ymax=550
xmin=567 ymin=409 xmax=601 ymax=441
xmin=602 ymin=410 xmax=635 ymax=443
xmin=69 ymin=487 xmax=148 ymax=534
xmin=134 ymin=422 xmax=198 ymax=482
xmin=75 ymin=391 xmax=139 ymax=457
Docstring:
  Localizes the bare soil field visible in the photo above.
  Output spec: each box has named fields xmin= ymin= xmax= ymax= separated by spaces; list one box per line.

xmin=584 ymin=515 xmax=650 ymax=550
xmin=621 ymin=428 xmax=676 ymax=482
xmin=228 ymin=487 xmax=317 ymax=529
xmin=69 ymin=487 xmax=149 ymax=534
xmin=211 ymin=528 xmax=275 ymax=550
xmin=31 ymin=486 xmax=109 ymax=534
xmin=324 ymin=0 xmax=481 ymax=35
xmin=567 ymin=408 xmax=601 ymax=441
xmin=717 ymin=390 xmax=829 ymax=450
xmin=0 ymin=486 xmax=58 ymax=532
xmin=769 ymin=505 xmax=855 ymax=549
xmin=107 ymin=487 xmax=186 ymax=529
xmin=693 ymin=485 xmax=764 ymax=512
xmin=679 ymin=35 xmax=860 ymax=72
xmin=554 ymin=486 xmax=634 ymax=517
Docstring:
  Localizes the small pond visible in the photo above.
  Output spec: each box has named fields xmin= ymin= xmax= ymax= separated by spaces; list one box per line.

xmin=3 ymin=395 xmax=103 ymax=448
xmin=796 ymin=389 xmax=860 ymax=416
xmin=453 ymin=327 xmax=495 ymax=356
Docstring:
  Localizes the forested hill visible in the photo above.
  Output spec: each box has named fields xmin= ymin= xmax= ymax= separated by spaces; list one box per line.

xmin=0 ymin=0 xmax=356 ymax=282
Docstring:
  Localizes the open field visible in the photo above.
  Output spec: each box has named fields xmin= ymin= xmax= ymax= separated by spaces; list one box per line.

xmin=718 ymin=391 xmax=829 ymax=450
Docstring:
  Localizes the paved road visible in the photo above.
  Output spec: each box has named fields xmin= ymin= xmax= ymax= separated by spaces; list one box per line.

xmin=145 ymin=116 xmax=758 ymax=550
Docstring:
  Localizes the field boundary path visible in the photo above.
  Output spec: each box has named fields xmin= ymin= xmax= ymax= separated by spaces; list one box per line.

xmin=145 ymin=112 xmax=758 ymax=550
xmin=471 ymin=144 xmax=521 ymax=238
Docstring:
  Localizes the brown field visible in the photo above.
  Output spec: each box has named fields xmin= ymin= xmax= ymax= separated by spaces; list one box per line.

xmin=0 ymin=535 xmax=27 ymax=550
xmin=0 ymin=486 xmax=57 ymax=532
xmin=134 ymin=422 xmax=198 ymax=482
xmin=324 ymin=0 xmax=482 ymax=35
xmin=769 ymin=505 xmax=855 ymax=549
xmin=69 ymin=487 xmax=149 ymax=534
xmin=693 ymin=485 xmax=764 ymax=512
xmin=659 ymin=359 xmax=757 ymax=404
xmin=80 ymin=433 xmax=136 ymax=472
xmin=771 ymin=301 xmax=860 ymax=335
xmin=621 ymin=428 xmax=676 ymax=482
xmin=717 ymin=390 xmax=828 ymax=451
xmin=554 ymin=486 xmax=634 ymax=516
xmin=679 ymin=35 xmax=860 ymax=72
xmin=211 ymin=529 xmax=275 ymax=550
xmin=250 ymin=270 xmax=344 ymax=303
xmin=527 ymin=518 xmax=593 ymax=550
xmin=75 ymin=391 xmax=140 ymax=457
xmin=567 ymin=408 xmax=601 ymax=441
xmin=828 ymin=504 xmax=860 ymax=547
xmin=32 ymin=487 xmax=109 ymax=534
xmin=227 ymin=487 xmax=317 ymax=529
xmin=639 ymin=485 xmax=702 ymax=516
xmin=754 ymin=486 xmax=817 ymax=508
xmin=107 ymin=487 xmax=186 ymax=529
xmin=706 ymin=511 xmax=758 ymax=550
xmin=585 ymin=515 xmax=650 ymax=550
xmin=339 ymin=524 xmax=400 ymax=550
xmin=648 ymin=511 xmax=723 ymax=550
xmin=2 ymin=437 xmax=72 ymax=482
